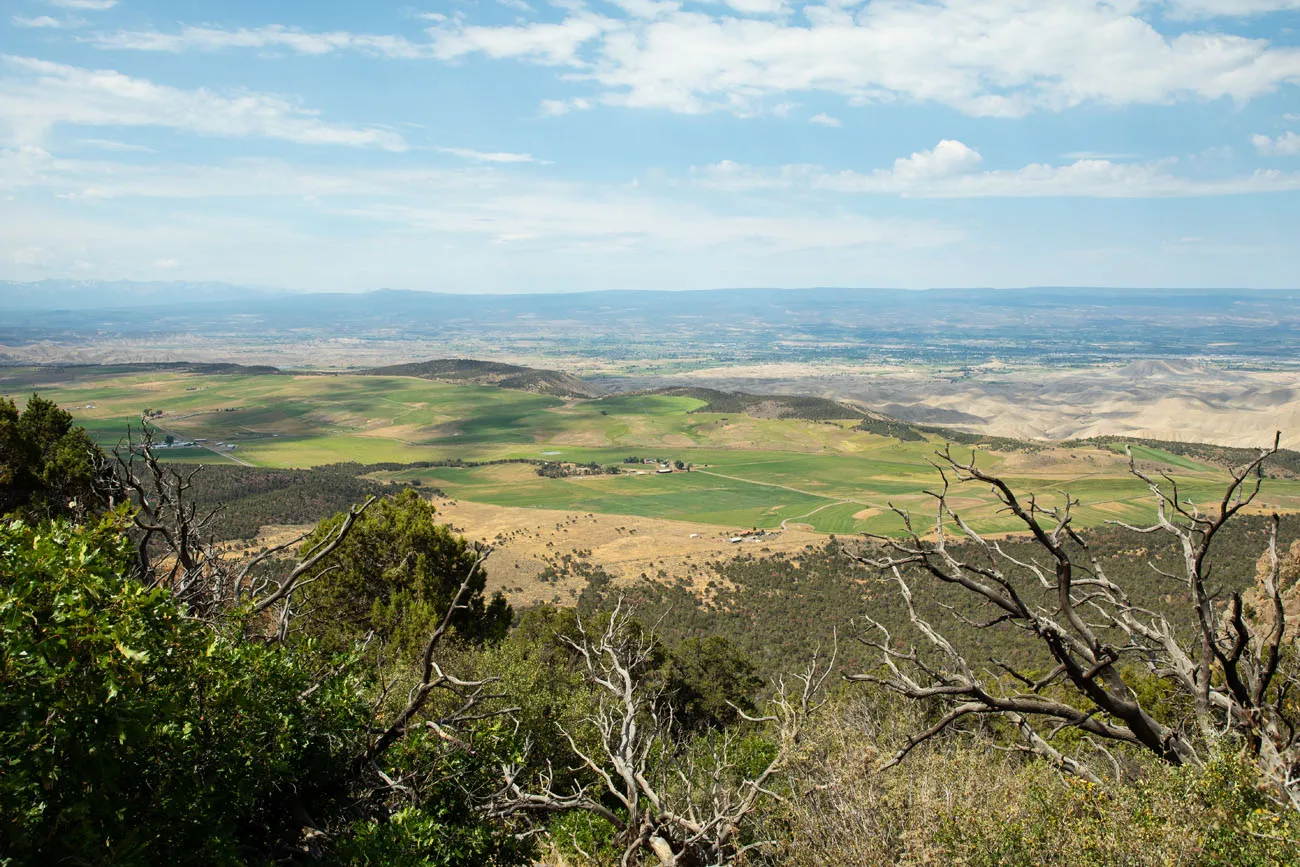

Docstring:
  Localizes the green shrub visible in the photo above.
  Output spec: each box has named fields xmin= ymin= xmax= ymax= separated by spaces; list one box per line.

xmin=299 ymin=489 xmax=512 ymax=654
xmin=0 ymin=394 xmax=105 ymax=521
xmin=0 ymin=516 xmax=367 ymax=865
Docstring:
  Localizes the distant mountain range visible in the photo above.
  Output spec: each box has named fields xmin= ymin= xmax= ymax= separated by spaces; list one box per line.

xmin=3 ymin=281 xmax=1297 ymax=367
xmin=0 ymin=280 xmax=280 ymax=311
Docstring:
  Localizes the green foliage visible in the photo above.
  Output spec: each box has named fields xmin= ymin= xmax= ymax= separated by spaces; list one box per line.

xmin=855 ymin=416 xmax=925 ymax=441
xmin=580 ymin=515 xmax=1300 ymax=677
xmin=300 ymin=489 xmax=512 ymax=653
xmin=335 ymin=729 xmax=534 ymax=867
xmin=758 ymin=691 xmax=1300 ymax=867
xmin=1070 ymin=434 xmax=1300 ymax=479
xmin=0 ymin=516 xmax=368 ymax=865
xmin=658 ymin=635 xmax=765 ymax=733
xmin=0 ymin=394 xmax=104 ymax=521
xmin=653 ymin=387 xmax=860 ymax=420
xmin=932 ymin=751 xmax=1300 ymax=867
xmin=164 ymin=463 xmax=395 ymax=542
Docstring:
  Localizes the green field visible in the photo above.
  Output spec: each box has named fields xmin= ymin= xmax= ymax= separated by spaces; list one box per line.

xmin=6 ymin=366 xmax=1297 ymax=536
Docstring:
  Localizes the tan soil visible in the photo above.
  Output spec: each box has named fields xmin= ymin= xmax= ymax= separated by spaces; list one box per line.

xmin=432 ymin=498 xmax=825 ymax=607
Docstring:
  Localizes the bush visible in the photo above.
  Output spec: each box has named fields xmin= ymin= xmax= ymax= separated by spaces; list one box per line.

xmin=0 ymin=516 xmax=367 ymax=864
xmin=299 ymin=489 xmax=512 ymax=654
xmin=756 ymin=690 xmax=1300 ymax=867
xmin=0 ymin=394 xmax=105 ymax=521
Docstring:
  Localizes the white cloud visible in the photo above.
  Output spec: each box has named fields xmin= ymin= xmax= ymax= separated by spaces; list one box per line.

xmin=539 ymin=97 xmax=591 ymax=116
xmin=497 ymin=0 xmax=535 ymax=11
xmin=424 ymin=0 xmax=1300 ymax=117
xmin=693 ymin=140 xmax=1300 ymax=197
xmin=429 ymin=14 xmax=620 ymax=66
xmin=88 ymin=25 xmax=430 ymax=58
xmin=1162 ymin=0 xmax=1300 ymax=18
xmin=48 ymin=0 xmax=116 ymax=9
xmin=1252 ymin=131 xmax=1300 ymax=155
xmin=809 ymin=112 xmax=841 ymax=127
xmin=0 ymin=146 xmax=964 ymax=290
xmin=13 ymin=15 xmax=71 ymax=28
xmin=719 ymin=0 xmax=790 ymax=14
xmin=75 ymin=137 xmax=155 ymax=152
xmin=0 ymin=56 xmax=407 ymax=150
xmin=890 ymin=139 xmax=983 ymax=180
xmin=440 ymin=146 xmax=548 ymax=163
xmin=1062 ymin=150 xmax=1141 ymax=160
xmin=88 ymin=4 xmax=1300 ymax=118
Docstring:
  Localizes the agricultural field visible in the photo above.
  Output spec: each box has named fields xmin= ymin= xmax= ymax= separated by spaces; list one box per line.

xmin=5 ymin=364 xmax=1298 ymax=537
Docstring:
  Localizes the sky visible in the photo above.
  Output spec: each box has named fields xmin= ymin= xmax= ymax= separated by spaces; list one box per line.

xmin=2 ymin=0 xmax=1299 ymax=293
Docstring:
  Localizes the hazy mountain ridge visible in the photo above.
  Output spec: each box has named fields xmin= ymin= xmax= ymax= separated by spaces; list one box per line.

xmin=358 ymin=358 xmax=598 ymax=398
xmin=647 ymin=386 xmax=862 ymax=420
xmin=5 ymin=284 xmax=1297 ymax=366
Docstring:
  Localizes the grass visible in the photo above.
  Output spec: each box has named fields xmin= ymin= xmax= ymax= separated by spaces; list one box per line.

xmin=7 ymin=365 xmax=1299 ymax=537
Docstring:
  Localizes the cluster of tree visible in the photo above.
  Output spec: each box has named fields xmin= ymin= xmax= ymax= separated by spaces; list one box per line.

xmin=578 ymin=515 xmax=1299 ymax=678
xmin=855 ymin=415 xmax=926 ymax=441
xmin=0 ymin=394 xmax=109 ymax=521
xmin=3 ymin=396 xmax=1299 ymax=865
xmin=1067 ymin=435 xmax=1300 ymax=478
xmin=158 ymin=464 xmax=398 ymax=541
xmin=621 ymin=456 xmax=691 ymax=470
xmin=650 ymin=388 xmax=859 ymax=421
xmin=536 ymin=461 xmax=604 ymax=478
xmin=355 ymin=457 xmax=539 ymax=471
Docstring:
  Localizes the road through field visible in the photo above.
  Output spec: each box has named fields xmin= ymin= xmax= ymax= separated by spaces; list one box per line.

xmin=779 ymin=500 xmax=852 ymax=531
xmin=693 ymin=469 xmax=880 ymax=530
xmin=694 ymin=469 xmax=871 ymax=505
xmin=155 ymin=423 xmax=255 ymax=467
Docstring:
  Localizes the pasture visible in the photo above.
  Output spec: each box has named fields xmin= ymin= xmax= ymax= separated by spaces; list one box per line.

xmin=6 ymin=365 xmax=1297 ymax=536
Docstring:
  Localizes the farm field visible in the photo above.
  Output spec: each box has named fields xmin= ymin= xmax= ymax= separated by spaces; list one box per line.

xmin=6 ymin=365 xmax=1298 ymax=537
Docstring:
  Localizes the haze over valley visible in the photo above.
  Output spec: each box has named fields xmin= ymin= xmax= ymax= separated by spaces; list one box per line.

xmin=5 ymin=282 xmax=1297 ymax=449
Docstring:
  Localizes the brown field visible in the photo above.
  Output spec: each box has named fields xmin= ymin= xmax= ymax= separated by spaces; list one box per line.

xmin=226 ymin=500 xmax=826 ymax=609
xmin=434 ymin=499 xmax=825 ymax=607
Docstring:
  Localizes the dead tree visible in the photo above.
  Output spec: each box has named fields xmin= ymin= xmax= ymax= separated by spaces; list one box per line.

xmin=846 ymin=434 xmax=1300 ymax=811
xmin=107 ymin=418 xmax=371 ymax=631
xmin=352 ymin=541 xmax=519 ymax=811
xmin=360 ymin=542 xmax=510 ymax=761
xmin=490 ymin=601 xmax=833 ymax=866
xmin=107 ymin=420 xmax=509 ymax=831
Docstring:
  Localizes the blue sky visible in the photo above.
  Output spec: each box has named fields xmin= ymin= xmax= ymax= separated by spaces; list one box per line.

xmin=2 ymin=0 xmax=1299 ymax=292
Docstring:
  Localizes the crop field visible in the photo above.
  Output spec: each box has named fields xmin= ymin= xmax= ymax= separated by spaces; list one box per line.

xmin=6 ymin=365 xmax=1299 ymax=536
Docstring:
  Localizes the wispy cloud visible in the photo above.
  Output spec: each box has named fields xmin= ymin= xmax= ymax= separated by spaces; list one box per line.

xmin=694 ymin=140 xmax=1300 ymax=197
xmin=75 ymin=137 xmax=156 ymax=153
xmin=809 ymin=113 xmax=841 ymax=127
xmin=1062 ymin=151 xmax=1141 ymax=160
xmin=1161 ymin=0 xmax=1300 ymax=19
xmin=424 ymin=0 xmax=1300 ymax=117
xmin=0 ymin=56 xmax=407 ymax=150
xmin=0 ymin=147 xmax=964 ymax=290
xmin=87 ymin=24 xmax=430 ymax=58
xmin=440 ymin=146 xmax=549 ymax=164
xmin=1252 ymin=131 xmax=1300 ymax=156
xmin=539 ymin=97 xmax=591 ymax=117
xmin=48 ymin=0 xmax=117 ymax=9
xmin=86 ymin=3 xmax=1300 ymax=119
xmin=13 ymin=15 xmax=76 ymax=29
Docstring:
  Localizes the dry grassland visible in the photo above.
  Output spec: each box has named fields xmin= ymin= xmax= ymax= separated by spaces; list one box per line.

xmin=433 ymin=498 xmax=824 ymax=606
